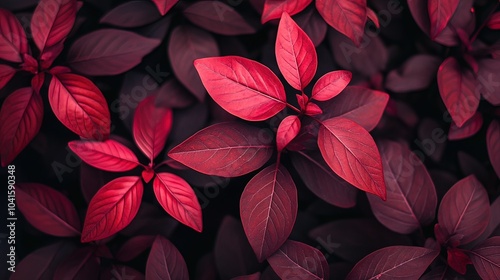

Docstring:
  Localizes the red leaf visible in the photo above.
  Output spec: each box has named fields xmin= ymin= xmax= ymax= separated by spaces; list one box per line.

xmin=277 ymin=115 xmax=301 ymax=152
xmin=291 ymin=151 xmax=358 ymax=208
xmin=194 ymin=56 xmax=286 ymax=121
xmin=54 ymin=247 xmax=100 ymax=280
xmin=116 ymin=235 xmax=156 ymax=262
xmin=276 ymin=12 xmax=317 ymax=90
xmin=184 ymin=1 xmax=256 ymax=35
xmin=316 ymin=0 xmax=367 ymax=46
xmin=31 ymin=72 xmax=45 ymax=94
xmin=318 ymin=117 xmax=386 ymax=199
xmin=346 ymin=246 xmax=439 ymax=280
xmin=304 ymin=102 xmax=322 ymax=116
xmin=0 ymin=65 xmax=16 ymax=90
xmin=311 ymin=70 xmax=352 ymax=101
xmin=261 ymin=0 xmax=312 ymax=23
xmin=438 ymin=175 xmax=490 ymax=246
xmin=268 ymin=240 xmax=329 ymax=280
xmin=487 ymin=12 xmax=500 ymax=29
xmin=0 ymin=88 xmax=43 ymax=167
xmin=240 ymin=164 xmax=298 ymax=262
xmin=469 ymin=237 xmax=500 ymax=279
xmin=31 ymin=0 xmax=77 ymax=52
xmin=294 ymin=7 xmax=327 ymax=46
xmin=366 ymin=7 xmax=380 ymax=28
xmin=133 ymin=94 xmax=173 ymax=162
xmin=447 ymin=247 xmax=471 ymax=275
xmin=142 ymin=168 xmax=155 ymax=183
xmin=385 ymin=54 xmax=441 ymax=93
xmin=146 ymin=235 xmax=189 ymax=280
xmin=318 ymin=86 xmax=389 ymax=131
xmin=68 ymin=29 xmax=161 ymax=76
xmin=151 ymin=0 xmax=178 ymax=16
xmin=153 ymin=172 xmax=202 ymax=232
xmin=367 ymin=141 xmax=437 ymax=234
xmin=487 ymin=120 xmax=500 ymax=178
xmin=437 ymin=57 xmax=479 ymax=127
xmin=16 ymin=183 xmax=81 ymax=237
xmin=168 ymin=25 xmax=219 ymax=101
xmin=68 ymin=139 xmax=140 ymax=172
xmin=428 ymin=0 xmax=460 ymax=39
xmin=81 ymin=176 xmax=144 ymax=242
xmin=448 ymin=112 xmax=482 ymax=140
xmin=100 ymin=0 xmax=161 ymax=28
xmin=168 ymin=122 xmax=274 ymax=177
xmin=0 ymin=9 xmax=27 ymax=62
xmin=49 ymin=73 xmax=111 ymax=140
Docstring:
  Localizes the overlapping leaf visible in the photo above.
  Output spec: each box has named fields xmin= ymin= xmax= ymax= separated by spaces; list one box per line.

xmin=0 ymin=9 xmax=28 ymax=62
xmin=261 ymin=0 xmax=312 ymax=23
xmin=146 ymin=235 xmax=189 ymax=280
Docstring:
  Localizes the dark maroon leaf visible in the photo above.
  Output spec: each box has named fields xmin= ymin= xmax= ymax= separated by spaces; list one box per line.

xmin=0 ymin=8 xmax=27 ymax=63
xmin=385 ymin=54 xmax=441 ymax=93
xmin=294 ymin=7 xmax=327 ymax=46
xmin=54 ymin=247 xmax=100 ymax=280
xmin=146 ymin=235 xmax=189 ymax=280
xmin=487 ymin=120 xmax=500 ymax=178
xmin=100 ymin=0 xmax=161 ymax=28
xmin=448 ymin=112 xmax=483 ymax=140
xmin=116 ymin=235 xmax=156 ymax=262
xmin=468 ymin=237 xmax=500 ymax=279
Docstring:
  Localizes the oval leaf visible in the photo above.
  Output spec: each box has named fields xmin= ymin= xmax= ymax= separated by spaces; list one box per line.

xmin=240 ymin=164 xmax=298 ymax=262
xmin=194 ymin=56 xmax=286 ymax=121
xmin=146 ymin=235 xmax=189 ymax=280
xmin=448 ymin=112 xmax=482 ymax=140
xmin=294 ymin=7 xmax=327 ymax=46
xmin=0 ymin=8 xmax=28 ymax=62
xmin=487 ymin=120 xmax=500 ymax=178
xmin=428 ymin=0 xmax=460 ymax=39
xmin=311 ymin=70 xmax=352 ymax=101
xmin=277 ymin=115 xmax=301 ymax=152
xmin=261 ymin=0 xmax=312 ymax=23
xmin=100 ymin=0 xmax=160 ymax=27
xmin=81 ymin=176 xmax=144 ymax=242
xmin=168 ymin=122 xmax=274 ymax=177
xmin=469 ymin=237 xmax=500 ymax=279
xmin=318 ymin=117 xmax=386 ymax=199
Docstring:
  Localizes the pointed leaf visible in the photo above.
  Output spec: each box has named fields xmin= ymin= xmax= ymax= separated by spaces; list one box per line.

xmin=152 ymin=0 xmax=178 ymax=15
xmin=311 ymin=70 xmax=351 ymax=101
xmin=168 ymin=122 xmax=274 ymax=177
xmin=318 ymin=117 xmax=386 ymax=199
xmin=100 ymin=0 xmax=160 ymax=28
xmin=146 ymin=235 xmax=189 ymax=280
xmin=293 ymin=7 xmax=327 ymax=46
xmin=487 ymin=12 xmax=500 ymax=29
xmin=469 ymin=237 xmax=500 ymax=279
xmin=81 ymin=176 xmax=144 ymax=242
xmin=277 ymin=115 xmax=301 ymax=152
xmin=428 ymin=0 xmax=460 ymax=39
xmin=0 ymin=87 xmax=43 ymax=166
xmin=16 ymin=183 xmax=81 ymax=237
xmin=49 ymin=73 xmax=111 ymax=140
xmin=0 ymin=9 xmax=27 ymax=62
xmin=194 ymin=56 xmax=286 ymax=121
xmin=240 ymin=164 xmax=298 ymax=262
xmin=487 ymin=120 xmax=500 ymax=178
xmin=261 ymin=0 xmax=312 ymax=23
xmin=448 ymin=112 xmax=482 ymax=140
xmin=366 ymin=7 xmax=379 ymax=28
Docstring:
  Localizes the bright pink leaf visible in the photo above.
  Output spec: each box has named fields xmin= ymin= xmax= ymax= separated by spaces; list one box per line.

xmin=68 ymin=29 xmax=161 ymax=76
xmin=487 ymin=120 xmax=500 ymax=178
xmin=100 ymin=0 xmax=161 ymax=28
xmin=240 ymin=164 xmax=298 ymax=262
xmin=151 ymin=0 xmax=178 ymax=16
xmin=168 ymin=122 xmax=274 ymax=177
xmin=438 ymin=175 xmax=490 ymax=246
xmin=53 ymin=247 xmax=100 ymax=280
xmin=318 ymin=117 xmax=386 ymax=199
xmin=385 ymin=54 xmax=441 ymax=93
xmin=469 ymin=237 xmax=500 ymax=279
xmin=116 ymin=235 xmax=156 ymax=262
xmin=367 ymin=141 xmax=437 ymax=234
xmin=16 ymin=183 xmax=81 ymax=237
xmin=194 ymin=56 xmax=286 ymax=121
xmin=261 ymin=0 xmax=312 ymax=23
xmin=437 ymin=57 xmax=479 ymax=128
xmin=0 ymin=9 xmax=27 ymax=62
xmin=428 ymin=0 xmax=460 ymax=39
xmin=294 ymin=7 xmax=327 ymax=46
xmin=153 ymin=172 xmax=202 ymax=232
xmin=268 ymin=240 xmax=329 ymax=280
xmin=49 ymin=73 xmax=111 ymax=140
xmin=316 ymin=0 xmax=367 ymax=46
xmin=277 ymin=115 xmax=301 ymax=152
xmin=31 ymin=0 xmax=77 ymax=52
xmin=487 ymin=12 xmax=500 ymax=29
xmin=68 ymin=139 xmax=140 ymax=172
xmin=366 ymin=7 xmax=380 ymax=28
xmin=133 ymin=94 xmax=173 ymax=163
xmin=0 ymin=88 xmax=43 ymax=167
xmin=305 ymin=102 xmax=323 ymax=116
xmin=81 ymin=176 xmax=144 ymax=242
xmin=146 ymin=235 xmax=189 ymax=280
xmin=276 ymin=12 xmax=317 ymax=90
xmin=346 ymin=246 xmax=439 ymax=280
xmin=184 ymin=1 xmax=256 ymax=35
xmin=448 ymin=112 xmax=482 ymax=140
xmin=311 ymin=70 xmax=352 ymax=101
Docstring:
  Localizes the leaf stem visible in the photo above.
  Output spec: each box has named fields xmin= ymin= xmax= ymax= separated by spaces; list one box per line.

xmin=470 ymin=2 xmax=500 ymax=43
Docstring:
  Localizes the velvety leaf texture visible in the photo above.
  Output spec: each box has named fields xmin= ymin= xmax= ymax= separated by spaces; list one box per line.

xmin=146 ymin=235 xmax=189 ymax=280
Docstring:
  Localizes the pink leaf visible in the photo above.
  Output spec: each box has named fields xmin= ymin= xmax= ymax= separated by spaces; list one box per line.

xmin=0 ymin=9 xmax=27 ymax=62
xmin=0 ymin=65 xmax=16 ymax=90
xmin=142 ymin=168 xmax=155 ymax=183
xmin=100 ymin=0 xmax=161 ymax=28
xmin=116 ymin=235 xmax=156 ymax=262
xmin=146 ymin=235 xmax=189 ymax=280
xmin=318 ymin=117 xmax=386 ymax=199
xmin=68 ymin=139 xmax=140 ymax=172
xmin=385 ymin=54 xmax=441 ymax=93
xmin=133 ymin=94 xmax=173 ymax=162
xmin=438 ymin=175 xmax=490 ymax=246
xmin=277 ymin=115 xmax=301 ymax=152
xmin=194 ymin=56 xmax=286 ymax=121
xmin=346 ymin=246 xmax=439 ymax=280
xmin=268 ymin=240 xmax=329 ymax=280
xmin=81 ymin=176 xmax=143 ymax=242
xmin=437 ymin=56 xmax=479 ymax=128
xmin=305 ymin=102 xmax=322 ymax=116
xmin=168 ymin=122 xmax=274 ymax=177
xmin=448 ymin=112 xmax=482 ymax=140
xmin=49 ymin=73 xmax=111 ymax=140
xmin=0 ymin=88 xmax=43 ymax=167
xmin=428 ymin=0 xmax=460 ymax=39
xmin=276 ymin=12 xmax=317 ymax=90
xmin=368 ymin=141 xmax=437 ymax=234
xmin=153 ymin=172 xmax=203 ymax=232
xmin=366 ymin=7 xmax=380 ymax=28
xmin=261 ymin=0 xmax=312 ymax=23
xmin=151 ymin=0 xmax=178 ymax=16
xmin=68 ymin=29 xmax=161 ymax=76
xmin=240 ymin=164 xmax=298 ymax=262
xmin=168 ymin=25 xmax=219 ymax=101
xmin=311 ymin=70 xmax=352 ymax=101
xmin=469 ymin=237 xmax=500 ymax=279
xmin=487 ymin=120 xmax=500 ymax=178
xmin=16 ymin=183 xmax=81 ymax=237
xmin=316 ymin=0 xmax=367 ymax=46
